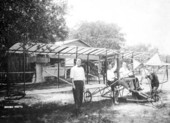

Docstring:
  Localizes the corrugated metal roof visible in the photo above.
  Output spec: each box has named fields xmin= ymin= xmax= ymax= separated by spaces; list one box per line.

xmin=9 ymin=42 xmax=119 ymax=57
xmin=9 ymin=42 xmax=153 ymax=61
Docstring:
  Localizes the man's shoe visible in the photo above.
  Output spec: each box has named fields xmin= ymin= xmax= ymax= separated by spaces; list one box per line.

xmin=137 ymin=87 xmax=143 ymax=91
xmin=129 ymin=89 xmax=138 ymax=93
xmin=78 ymin=109 xmax=83 ymax=114
xmin=114 ymin=101 xmax=119 ymax=105
xmin=129 ymin=88 xmax=133 ymax=92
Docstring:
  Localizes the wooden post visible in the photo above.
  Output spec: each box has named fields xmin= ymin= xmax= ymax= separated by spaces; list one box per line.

xmin=23 ymin=42 xmax=26 ymax=94
xmin=86 ymin=54 xmax=89 ymax=84
xmin=166 ymin=55 xmax=168 ymax=80
xmin=58 ymin=53 xmax=60 ymax=88
xmin=117 ymin=54 xmax=120 ymax=79
xmin=6 ymin=51 xmax=9 ymax=96
xmin=98 ymin=57 xmax=101 ymax=84
xmin=76 ymin=46 xmax=78 ymax=59
xmin=131 ymin=52 xmax=134 ymax=75
xmin=105 ymin=50 xmax=108 ymax=84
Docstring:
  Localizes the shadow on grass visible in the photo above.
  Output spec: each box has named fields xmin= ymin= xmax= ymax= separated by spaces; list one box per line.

xmin=1 ymin=91 xmax=170 ymax=123
xmin=0 ymin=99 xmax=118 ymax=123
xmin=0 ymin=80 xmax=71 ymax=98
xmin=17 ymin=80 xmax=70 ymax=91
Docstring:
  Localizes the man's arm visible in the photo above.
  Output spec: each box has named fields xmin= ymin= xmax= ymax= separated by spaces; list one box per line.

xmin=128 ymin=69 xmax=133 ymax=76
xmin=119 ymin=68 xmax=123 ymax=78
xmin=71 ymin=78 xmax=75 ymax=89
xmin=82 ymin=68 xmax=86 ymax=90
xmin=140 ymin=69 xmax=146 ymax=84
xmin=112 ymin=59 xmax=117 ymax=72
xmin=140 ymin=76 xmax=144 ymax=84
xmin=70 ymin=67 xmax=75 ymax=89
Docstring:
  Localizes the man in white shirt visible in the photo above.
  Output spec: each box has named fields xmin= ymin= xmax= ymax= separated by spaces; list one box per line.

xmin=120 ymin=62 xmax=142 ymax=91
xmin=120 ymin=62 xmax=133 ymax=78
xmin=70 ymin=58 xmax=85 ymax=114
xmin=107 ymin=60 xmax=132 ymax=104
xmin=107 ymin=62 xmax=117 ymax=82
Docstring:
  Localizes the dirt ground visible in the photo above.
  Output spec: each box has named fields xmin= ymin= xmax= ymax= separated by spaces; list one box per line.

xmin=0 ymin=76 xmax=170 ymax=123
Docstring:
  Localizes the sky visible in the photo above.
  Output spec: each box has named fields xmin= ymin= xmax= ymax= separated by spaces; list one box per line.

xmin=63 ymin=0 xmax=170 ymax=54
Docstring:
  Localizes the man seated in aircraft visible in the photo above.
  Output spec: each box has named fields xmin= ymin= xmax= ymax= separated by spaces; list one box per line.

xmin=107 ymin=60 xmax=134 ymax=104
xmin=128 ymin=64 xmax=143 ymax=91
xmin=119 ymin=62 xmax=142 ymax=91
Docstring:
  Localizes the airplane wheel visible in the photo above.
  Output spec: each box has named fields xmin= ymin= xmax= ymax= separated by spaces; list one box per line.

xmin=84 ymin=90 xmax=92 ymax=103
xmin=151 ymin=95 xmax=163 ymax=108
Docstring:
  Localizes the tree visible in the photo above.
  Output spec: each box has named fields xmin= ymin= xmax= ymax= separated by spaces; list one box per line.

xmin=70 ymin=21 xmax=125 ymax=49
xmin=124 ymin=44 xmax=158 ymax=62
xmin=126 ymin=44 xmax=151 ymax=52
xmin=0 ymin=0 xmax=69 ymax=83
xmin=0 ymin=0 xmax=68 ymax=49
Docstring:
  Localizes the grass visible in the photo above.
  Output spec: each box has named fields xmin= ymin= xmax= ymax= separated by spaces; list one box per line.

xmin=0 ymin=79 xmax=71 ymax=97
xmin=0 ymin=94 xmax=170 ymax=123
xmin=0 ymin=99 xmax=117 ymax=123
xmin=17 ymin=79 xmax=70 ymax=91
xmin=1 ymin=76 xmax=170 ymax=123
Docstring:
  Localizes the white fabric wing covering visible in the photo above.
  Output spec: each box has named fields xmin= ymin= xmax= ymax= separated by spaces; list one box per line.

xmin=133 ymin=59 xmax=141 ymax=69
xmin=145 ymin=53 xmax=170 ymax=66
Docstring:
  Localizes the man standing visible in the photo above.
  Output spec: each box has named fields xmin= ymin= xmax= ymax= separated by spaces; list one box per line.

xmin=140 ymin=66 xmax=159 ymax=96
xmin=70 ymin=58 xmax=85 ymax=114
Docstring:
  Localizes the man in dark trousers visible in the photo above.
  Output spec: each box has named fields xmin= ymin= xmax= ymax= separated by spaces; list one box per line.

xmin=146 ymin=72 xmax=160 ymax=95
xmin=140 ymin=66 xmax=160 ymax=100
xmin=70 ymin=58 xmax=85 ymax=114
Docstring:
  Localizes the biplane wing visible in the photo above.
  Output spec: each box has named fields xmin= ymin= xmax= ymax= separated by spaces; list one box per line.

xmin=145 ymin=53 xmax=170 ymax=66
xmin=133 ymin=59 xmax=141 ymax=69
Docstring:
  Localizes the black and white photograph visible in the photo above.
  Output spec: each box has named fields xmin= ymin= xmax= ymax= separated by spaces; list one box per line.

xmin=0 ymin=0 xmax=170 ymax=123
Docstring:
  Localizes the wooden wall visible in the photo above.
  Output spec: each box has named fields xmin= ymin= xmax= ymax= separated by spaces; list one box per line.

xmin=0 ymin=53 xmax=34 ymax=83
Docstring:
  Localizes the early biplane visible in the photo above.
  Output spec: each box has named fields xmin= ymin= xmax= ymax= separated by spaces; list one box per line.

xmin=83 ymin=52 xmax=170 ymax=106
